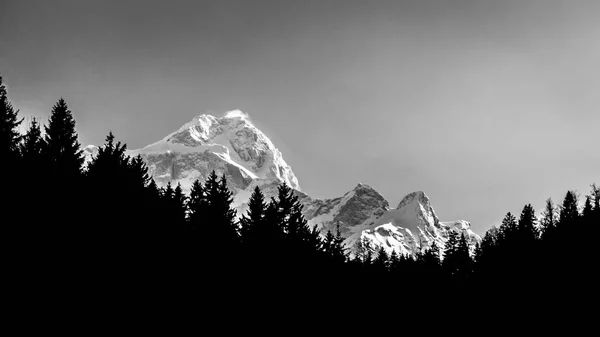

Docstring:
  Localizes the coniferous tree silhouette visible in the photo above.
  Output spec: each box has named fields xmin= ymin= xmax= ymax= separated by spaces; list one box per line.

xmin=0 ymin=75 xmax=23 ymax=162
xmin=86 ymin=132 xmax=134 ymax=254
xmin=272 ymin=182 xmax=321 ymax=274
xmin=325 ymin=224 xmax=347 ymax=266
xmin=423 ymin=240 xmax=441 ymax=270
xmin=518 ymin=204 xmax=538 ymax=242
xmin=540 ymin=198 xmax=557 ymax=240
xmin=499 ymin=211 xmax=518 ymax=243
xmin=389 ymin=250 xmax=400 ymax=274
xmin=239 ymin=185 xmax=267 ymax=244
xmin=202 ymin=171 xmax=238 ymax=266
xmin=17 ymin=117 xmax=48 ymax=238
xmin=456 ymin=232 xmax=473 ymax=279
xmin=188 ymin=179 xmax=208 ymax=231
xmin=442 ymin=230 xmax=459 ymax=275
xmin=44 ymin=98 xmax=84 ymax=179
xmin=0 ymin=75 xmax=24 ymax=264
xmin=558 ymin=191 xmax=579 ymax=229
xmin=173 ymin=183 xmax=188 ymax=231
xmin=20 ymin=117 xmax=45 ymax=163
xmin=373 ymin=246 xmax=389 ymax=273
xmin=41 ymin=98 xmax=84 ymax=253
xmin=582 ymin=196 xmax=593 ymax=220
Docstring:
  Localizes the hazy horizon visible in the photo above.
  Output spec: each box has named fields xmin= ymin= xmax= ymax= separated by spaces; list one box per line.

xmin=2 ymin=0 xmax=599 ymax=235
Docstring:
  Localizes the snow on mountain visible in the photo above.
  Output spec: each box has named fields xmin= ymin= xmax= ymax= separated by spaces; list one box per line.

xmin=301 ymin=188 xmax=480 ymax=257
xmin=342 ymin=191 xmax=481 ymax=256
xmin=82 ymin=111 xmax=480 ymax=256
xmin=82 ymin=145 xmax=99 ymax=169
xmin=82 ymin=111 xmax=299 ymax=196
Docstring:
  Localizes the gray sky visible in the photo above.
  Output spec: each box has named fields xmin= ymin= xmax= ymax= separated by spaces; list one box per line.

xmin=1 ymin=0 xmax=598 ymax=234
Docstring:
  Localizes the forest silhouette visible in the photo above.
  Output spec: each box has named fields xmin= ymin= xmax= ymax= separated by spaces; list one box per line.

xmin=2 ymin=74 xmax=598 ymax=306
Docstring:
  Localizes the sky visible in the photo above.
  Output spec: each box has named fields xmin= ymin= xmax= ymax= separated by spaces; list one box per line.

xmin=1 ymin=0 xmax=598 ymax=235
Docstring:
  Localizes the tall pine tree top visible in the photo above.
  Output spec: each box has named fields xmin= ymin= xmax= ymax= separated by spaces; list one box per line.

xmin=240 ymin=186 xmax=267 ymax=240
xmin=44 ymin=98 xmax=84 ymax=177
xmin=540 ymin=198 xmax=557 ymax=237
xmin=20 ymin=117 xmax=46 ymax=162
xmin=518 ymin=204 xmax=538 ymax=241
xmin=0 ymin=75 xmax=23 ymax=160
xmin=559 ymin=191 xmax=579 ymax=225
xmin=499 ymin=212 xmax=518 ymax=242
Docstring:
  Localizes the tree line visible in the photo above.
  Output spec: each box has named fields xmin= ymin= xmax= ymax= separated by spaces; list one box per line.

xmin=2 ymin=74 xmax=598 ymax=302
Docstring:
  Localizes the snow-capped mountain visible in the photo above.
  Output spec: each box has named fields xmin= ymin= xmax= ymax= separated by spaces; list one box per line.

xmin=83 ymin=110 xmax=480 ymax=255
xmin=84 ymin=111 xmax=299 ymax=196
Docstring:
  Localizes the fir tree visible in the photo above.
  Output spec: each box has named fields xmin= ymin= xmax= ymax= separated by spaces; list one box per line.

xmin=354 ymin=236 xmax=374 ymax=264
xmin=187 ymin=179 xmax=208 ymax=231
xmin=389 ymin=250 xmax=400 ymax=273
xmin=443 ymin=230 xmax=459 ymax=264
xmin=239 ymin=186 xmax=267 ymax=242
xmin=128 ymin=155 xmax=151 ymax=190
xmin=499 ymin=212 xmax=518 ymax=243
xmin=518 ymin=204 xmax=538 ymax=241
xmin=173 ymin=183 xmax=188 ymax=229
xmin=331 ymin=224 xmax=347 ymax=265
xmin=0 ymin=75 xmax=23 ymax=161
xmin=423 ymin=241 xmax=441 ymax=268
xmin=20 ymin=117 xmax=45 ymax=162
xmin=204 ymin=171 xmax=238 ymax=247
xmin=373 ymin=246 xmax=389 ymax=272
xmin=456 ymin=232 xmax=472 ymax=277
xmin=582 ymin=196 xmax=593 ymax=220
xmin=559 ymin=191 xmax=579 ymax=225
xmin=540 ymin=198 xmax=557 ymax=240
xmin=44 ymin=98 xmax=84 ymax=178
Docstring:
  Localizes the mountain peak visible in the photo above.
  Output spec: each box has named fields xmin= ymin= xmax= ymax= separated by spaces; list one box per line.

xmin=396 ymin=191 xmax=430 ymax=210
xmin=122 ymin=110 xmax=300 ymax=193
xmin=222 ymin=109 xmax=250 ymax=120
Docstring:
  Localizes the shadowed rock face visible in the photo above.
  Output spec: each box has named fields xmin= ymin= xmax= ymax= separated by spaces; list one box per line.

xmin=334 ymin=185 xmax=389 ymax=228
xmin=143 ymin=151 xmax=254 ymax=193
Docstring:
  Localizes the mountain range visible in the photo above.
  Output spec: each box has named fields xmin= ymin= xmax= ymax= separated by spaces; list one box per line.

xmin=83 ymin=110 xmax=481 ymax=255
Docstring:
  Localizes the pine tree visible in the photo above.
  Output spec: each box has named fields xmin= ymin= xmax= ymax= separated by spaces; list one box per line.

xmin=518 ymin=204 xmax=538 ymax=241
xmin=582 ymin=196 xmax=593 ymax=220
xmin=0 ymin=75 xmax=23 ymax=161
xmin=85 ymin=132 xmax=133 ymax=237
xmin=373 ymin=246 xmax=389 ymax=272
xmin=187 ymin=179 xmax=208 ymax=231
xmin=443 ymin=230 xmax=459 ymax=263
xmin=540 ymin=198 xmax=557 ymax=240
xmin=44 ymin=98 xmax=84 ymax=178
xmin=423 ymin=240 xmax=441 ymax=268
xmin=354 ymin=236 xmax=374 ymax=264
xmin=389 ymin=250 xmax=400 ymax=274
xmin=499 ymin=212 xmax=518 ymax=243
xmin=173 ymin=183 xmax=188 ymax=229
xmin=456 ymin=232 xmax=472 ymax=277
xmin=273 ymin=182 xmax=295 ymax=235
xmin=331 ymin=224 xmax=347 ymax=265
xmin=128 ymin=155 xmax=151 ymax=190
xmin=239 ymin=186 xmax=266 ymax=242
xmin=559 ymin=191 xmax=579 ymax=225
xmin=20 ymin=117 xmax=46 ymax=162
xmin=204 ymin=171 xmax=238 ymax=248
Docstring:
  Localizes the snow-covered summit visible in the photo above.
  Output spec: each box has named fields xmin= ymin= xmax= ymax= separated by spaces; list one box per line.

xmin=117 ymin=111 xmax=299 ymax=193
xmin=81 ymin=111 xmax=480 ymax=256
xmin=343 ymin=189 xmax=480 ymax=256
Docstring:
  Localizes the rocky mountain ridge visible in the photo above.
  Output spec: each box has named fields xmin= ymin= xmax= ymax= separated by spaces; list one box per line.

xmin=83 ymin=111 xmax=480 ymax=255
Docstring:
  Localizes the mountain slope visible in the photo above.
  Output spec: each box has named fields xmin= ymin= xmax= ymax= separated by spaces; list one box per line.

xmin=83 ymin=111 xmax=480 ymax=255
